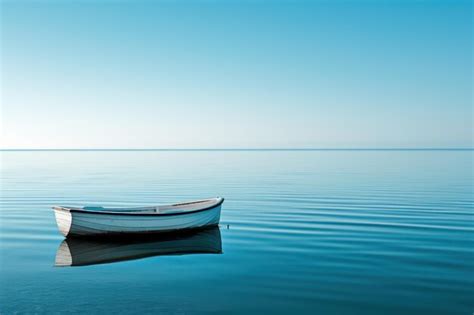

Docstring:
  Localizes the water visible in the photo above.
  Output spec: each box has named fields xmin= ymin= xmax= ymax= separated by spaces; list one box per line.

xmin=0 ymin=150 xmax=473 ymax=314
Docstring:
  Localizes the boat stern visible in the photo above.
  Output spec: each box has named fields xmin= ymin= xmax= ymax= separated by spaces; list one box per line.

xmin=53 ymin=207 xmax=72 ymax=237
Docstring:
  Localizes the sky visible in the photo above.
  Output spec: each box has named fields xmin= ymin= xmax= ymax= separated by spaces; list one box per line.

xmin=0 ymin=0 xmax=472 ymax=149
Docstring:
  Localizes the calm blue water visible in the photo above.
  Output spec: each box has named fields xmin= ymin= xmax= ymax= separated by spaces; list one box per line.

xmin=0 ymin=150 xmax=473 ymax=314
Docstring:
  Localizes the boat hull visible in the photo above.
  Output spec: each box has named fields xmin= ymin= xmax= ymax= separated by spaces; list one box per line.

xmin=54 ymin=203 xmax=222 ymax=237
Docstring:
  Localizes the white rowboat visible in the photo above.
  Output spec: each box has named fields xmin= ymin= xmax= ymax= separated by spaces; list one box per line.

xmin=52 ymin=197 xmax=224 ymax=237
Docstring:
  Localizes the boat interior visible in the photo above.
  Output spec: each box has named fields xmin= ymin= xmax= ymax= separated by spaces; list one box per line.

xmin=55 ymin=197 xmax=223 ymax=214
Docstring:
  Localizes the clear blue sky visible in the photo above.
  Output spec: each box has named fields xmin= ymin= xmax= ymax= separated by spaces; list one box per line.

xmin=1 ymin=0 xmax=472 ymax=149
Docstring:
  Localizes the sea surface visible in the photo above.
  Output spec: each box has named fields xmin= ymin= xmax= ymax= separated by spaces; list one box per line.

xmin=0 ymin=150 xmax=473 ymax=314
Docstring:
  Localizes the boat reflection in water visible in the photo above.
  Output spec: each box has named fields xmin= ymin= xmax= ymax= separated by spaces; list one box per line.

xmin=55 ymin=227 xmax=222 ymax=267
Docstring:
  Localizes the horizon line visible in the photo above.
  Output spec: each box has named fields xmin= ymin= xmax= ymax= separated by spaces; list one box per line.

xmin=1 ymin=147 xmax=473 ymax=152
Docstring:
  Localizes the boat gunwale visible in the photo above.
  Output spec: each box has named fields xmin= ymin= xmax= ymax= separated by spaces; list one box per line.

xmin=53 ymin=197 xmax=224 ymax=217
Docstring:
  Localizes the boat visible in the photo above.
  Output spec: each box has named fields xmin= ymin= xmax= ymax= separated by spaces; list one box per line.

xmin=55 ymin=227 xmax=222 ymax=267
xmin=52 ymin=197 xmax=224 ymax=237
